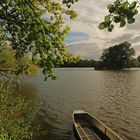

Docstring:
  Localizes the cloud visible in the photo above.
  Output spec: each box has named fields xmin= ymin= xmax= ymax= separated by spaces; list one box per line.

xmin=65 ymin=0 xmax=140 ymax=59
xmin=67 ymin=42 xmax=102 ymax=60
xmin=132 ymin=35 xmax=140 ymax=44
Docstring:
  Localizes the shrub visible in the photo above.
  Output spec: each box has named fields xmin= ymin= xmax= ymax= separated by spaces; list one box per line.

xmin=0 ymin=81 xmax=39 ymax=140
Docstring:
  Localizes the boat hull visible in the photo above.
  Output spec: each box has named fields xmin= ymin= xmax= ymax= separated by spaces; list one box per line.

xmin=73 ymin=110 xmax=123 ymax=140
xmin=73 ymin=123 xmax=81 ymax=140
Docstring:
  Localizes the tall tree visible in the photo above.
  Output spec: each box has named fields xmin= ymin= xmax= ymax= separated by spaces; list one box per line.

xmin=101 ymin=41 xmax=135 ymax=69
xmin=0 ymin=0 xmax=78 ymax=80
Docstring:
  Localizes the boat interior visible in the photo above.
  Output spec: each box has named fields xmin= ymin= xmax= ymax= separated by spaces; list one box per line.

xmin=74 ymin=113 xmax=111 ymax=140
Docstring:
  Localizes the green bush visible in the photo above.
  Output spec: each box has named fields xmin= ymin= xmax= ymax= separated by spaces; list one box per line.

xmin=0 ymin=82 xmax=39 ymax=140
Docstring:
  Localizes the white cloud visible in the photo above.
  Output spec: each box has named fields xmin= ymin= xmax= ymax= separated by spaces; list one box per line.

xmin=66 ymin=0 xmax=140 ymax=59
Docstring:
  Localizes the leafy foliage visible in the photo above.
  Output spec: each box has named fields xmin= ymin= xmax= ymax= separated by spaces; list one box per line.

xmin=0 ymin=0 xmax=79 ymax=80
xmin=0 ymin=46 xmax=39 ymax=76
xmin=0 ymin=81 xmax=39 ymax=140
xmin=101 ymin=41 xmax=135 ymax=69
xmin=98 ymin=0 xmax=139 ymax=31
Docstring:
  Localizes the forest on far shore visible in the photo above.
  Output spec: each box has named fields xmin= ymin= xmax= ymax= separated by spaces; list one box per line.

xmin=60 ymin=42 xmax=140 ymax=70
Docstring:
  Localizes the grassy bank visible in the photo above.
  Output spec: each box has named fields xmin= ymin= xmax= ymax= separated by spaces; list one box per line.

xmin=0 ymin=81 xmax=40 ymax=140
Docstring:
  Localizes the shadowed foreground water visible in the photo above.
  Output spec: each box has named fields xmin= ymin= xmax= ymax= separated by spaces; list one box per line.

xmin=22 ymin=68 xmax=140 ymax=140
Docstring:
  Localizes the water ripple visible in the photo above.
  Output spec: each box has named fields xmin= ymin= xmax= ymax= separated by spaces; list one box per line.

xmin=22 ymin=69 xmax=140 ymax=140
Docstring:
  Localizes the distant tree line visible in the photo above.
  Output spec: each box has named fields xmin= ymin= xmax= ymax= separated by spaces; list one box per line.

xmin=60 ymin=41 xmax=140 ymax=69
xmin=60 ymin=59 xmax=96 ymax=67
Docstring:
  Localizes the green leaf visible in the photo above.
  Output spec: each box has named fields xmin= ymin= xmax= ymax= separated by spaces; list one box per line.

xmin=107 ymin=4 xmax=113 ymax=9
xmin=104 ymin=15 xmax=110 ymax=22
xmin=123 ymin=1 xmax=129 ymax=9
xmin=130 ymin=1 xmax=137 ymax=9
xmin=120 ymin=20 xmax=126 ymax=27
xmin=107 ymin=4 xmax=115 ymax=13
xmin=128 ymin=18 xmax=135 ymax=24
xmin=98 ymin=22 xmax=107 ymax=30
xmin=109 ymin=7 xmax=115 ymax=13
xmin=132 ymin=9 xmax=138 ymax=15
xmin=108 ymin=24 xmax=114 ymax=32
xmin=114 ymin=16 xmax=120 ymax=23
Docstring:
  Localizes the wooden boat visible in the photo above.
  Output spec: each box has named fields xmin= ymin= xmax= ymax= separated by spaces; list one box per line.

xmin=73 ymin=110 xmax=123 ymax=140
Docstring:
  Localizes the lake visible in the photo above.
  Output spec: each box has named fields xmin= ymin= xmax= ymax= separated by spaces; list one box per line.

xmin=21 ymin=68 xmax=140 ymax=140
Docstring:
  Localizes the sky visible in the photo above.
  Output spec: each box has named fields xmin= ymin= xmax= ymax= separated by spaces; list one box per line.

xmin=65 ymin=0 xmax=140 ymax=59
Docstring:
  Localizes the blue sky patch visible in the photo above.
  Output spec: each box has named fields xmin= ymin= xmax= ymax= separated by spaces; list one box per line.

xmin=65 ymin=32 xmax=89 ymax=44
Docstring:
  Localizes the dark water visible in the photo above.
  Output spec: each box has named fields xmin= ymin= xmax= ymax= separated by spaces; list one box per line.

xmin=21 ymin=68 xmax=140 ymax=140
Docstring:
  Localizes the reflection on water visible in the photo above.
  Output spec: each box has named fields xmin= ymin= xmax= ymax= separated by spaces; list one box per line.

xmin=22 ymin=68 xmax=140 ymax=140
xmin=97 ymin=71 xmax=140 ymax=140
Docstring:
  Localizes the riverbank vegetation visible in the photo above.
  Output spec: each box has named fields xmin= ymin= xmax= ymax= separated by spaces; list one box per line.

xmin=0 ymin=81 xmax=40 ymax=140
xmin=0 ymin=39 xmax=44 ymax=140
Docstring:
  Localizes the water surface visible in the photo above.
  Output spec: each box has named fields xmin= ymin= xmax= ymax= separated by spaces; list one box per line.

xmin=22 ymin=68 xmax=140 ymax=140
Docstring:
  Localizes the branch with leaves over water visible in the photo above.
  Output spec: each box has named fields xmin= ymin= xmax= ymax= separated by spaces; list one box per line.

xmin=98 ymin=0 xmax=139 ymax=31
xmin=0 ymin=0 xmax=79 ymax=80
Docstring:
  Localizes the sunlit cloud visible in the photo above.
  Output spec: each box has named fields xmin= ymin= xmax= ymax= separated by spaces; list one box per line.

xmin=66 ymin=0 xmax=140 ymax=59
